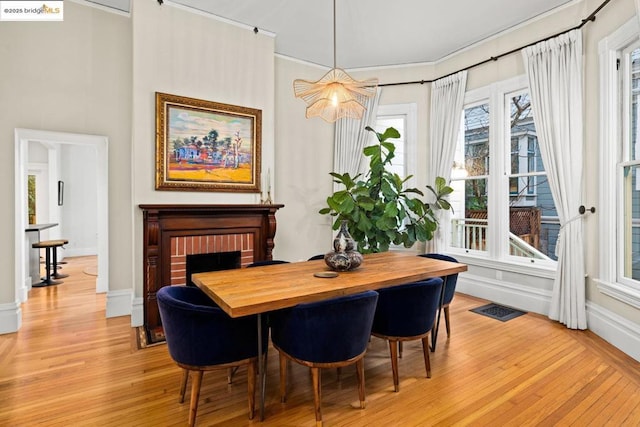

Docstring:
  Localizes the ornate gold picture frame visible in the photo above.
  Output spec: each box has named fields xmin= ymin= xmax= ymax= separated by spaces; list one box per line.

xmin=155 ymin=92 xmax=262 ymax=192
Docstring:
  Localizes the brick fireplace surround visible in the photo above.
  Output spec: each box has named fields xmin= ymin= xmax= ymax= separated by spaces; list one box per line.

xmin=140 ymin=204 xmax=284 ymax=336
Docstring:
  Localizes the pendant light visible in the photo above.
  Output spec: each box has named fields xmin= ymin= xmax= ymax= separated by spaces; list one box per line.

xmin=293 ymin=0 xmax=378 ymax=123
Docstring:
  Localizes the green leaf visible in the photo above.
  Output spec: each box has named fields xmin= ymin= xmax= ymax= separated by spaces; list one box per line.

xmin=355 ymin=195 xmax=375 ymax=211
xmin=363 ymin=145 xmax=378 ymax=157
xmin=380 ymin=127 xmax=401 ymax=141
xmin=339 ymin=195 xmax=356 ymax=213
xmin=384 ymin=202 xmax=399 ymax=217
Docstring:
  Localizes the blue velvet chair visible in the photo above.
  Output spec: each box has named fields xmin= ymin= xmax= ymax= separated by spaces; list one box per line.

xmin=270 ymin=290 xmax=379 ymax=426
xmin=371 ymin=278 xmax=443 ymax=392
xmin=418 ymin=253 xmax=460 ymax=339
xmin=246 ymin=259 xmax=289 ymax=267
xmin=157 ymin=285 xmax=266 ymax=426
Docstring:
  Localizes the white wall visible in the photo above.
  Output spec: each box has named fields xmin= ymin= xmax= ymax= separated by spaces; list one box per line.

xmin=60 ymin=144 xmax=98 ymax=257
xmin=0 ymin=1 xmax=132 ymax=332
xmin=273 ymin=57 xmax=336 ymax=261
xmin=130 ymin=1 xmax=276 ymax=324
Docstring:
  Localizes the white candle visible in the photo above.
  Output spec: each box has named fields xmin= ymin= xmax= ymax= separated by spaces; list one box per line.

xmin=267 ymin=168 xmax=271 ymax=194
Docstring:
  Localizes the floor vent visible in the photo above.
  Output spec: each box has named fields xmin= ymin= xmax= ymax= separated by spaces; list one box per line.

xmin=470 ymin=303 xmax=527 ymax=322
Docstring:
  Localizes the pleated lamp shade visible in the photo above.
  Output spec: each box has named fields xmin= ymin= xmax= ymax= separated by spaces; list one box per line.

xmin=294 ymin=68 xmax=378 ymax=123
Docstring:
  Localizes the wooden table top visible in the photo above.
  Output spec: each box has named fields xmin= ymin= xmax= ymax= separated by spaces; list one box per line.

xmin=192 ymin=251 xmax=467 ymax=318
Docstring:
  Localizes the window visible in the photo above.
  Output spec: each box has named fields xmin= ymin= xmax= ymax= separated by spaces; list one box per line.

xmin=451 ymin=100 xmax=491 ymax=253
xmin=598 ymin=17 xmax=640 ymax=309
xmin=373 ymin=103 xmax=417 ymax=248
xmin=448 ymin=77 xmax=558 ymax=265
xmin=373 ymin=103 xmax=417 ymax=185
xmin=621 ymin=43 xmax=640 ymax=284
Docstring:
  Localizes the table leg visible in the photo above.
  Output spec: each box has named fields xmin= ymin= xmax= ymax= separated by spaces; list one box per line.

xmin=257 ymin=313 xmax=267 ymax=421
xmin=430 ymin=276 xmax=447 ymax=352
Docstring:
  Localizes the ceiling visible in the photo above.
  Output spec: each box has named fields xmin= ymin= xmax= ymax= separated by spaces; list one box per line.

xmin=91 ymin=0 xmax=575 ymax=69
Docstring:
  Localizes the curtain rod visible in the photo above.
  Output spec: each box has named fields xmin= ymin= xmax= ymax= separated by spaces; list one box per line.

xmin=378 ymin=0 xmax=612 ymax=87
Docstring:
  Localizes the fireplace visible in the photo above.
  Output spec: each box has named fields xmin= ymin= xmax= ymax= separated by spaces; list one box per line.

xmin=140 ymin=204 xmax=284 ymax=338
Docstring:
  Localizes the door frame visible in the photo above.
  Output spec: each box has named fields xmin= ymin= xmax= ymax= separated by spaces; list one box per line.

xmin=14 ymin=128 xmax=109 ymax=303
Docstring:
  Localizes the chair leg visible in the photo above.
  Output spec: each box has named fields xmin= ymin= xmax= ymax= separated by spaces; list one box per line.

xmin=228 ymin=366 xmax=239 ymax=384
xmin=336 ymin=367 xmax=342 ymax=382
xmin=247 ymin=359 xmax=256 ymax=420
xmin=279 ymin=352 xmax=288 ymax=403
xmin=188 ymin=371 xmax=203 ymax=427
xmin=179 ymin=369 xmax=189 ymax=403
xmin=399 ymin=341 xmax=403 ymax=358
xmin=311 ymin=367 xmax=323 ymax=427
xmin=388 ymin=340 xmax=400 ymax=392
xmin=444 ymin=305 xmax=451 ymax=337
xmin=421 ymin=336 xmax=431 ymax=378
xmin=51 ymin=245 xmax=68 ymax=279
xmin=355 ymin=358 xmax=366 ymax=409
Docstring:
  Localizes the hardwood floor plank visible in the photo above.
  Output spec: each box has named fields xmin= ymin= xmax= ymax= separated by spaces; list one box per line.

xmin=1 ymin=256 xmax=640 ymax=426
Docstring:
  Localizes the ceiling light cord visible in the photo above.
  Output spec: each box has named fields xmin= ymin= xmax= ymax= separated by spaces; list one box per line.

xmin=379 ymin=0 xmax=612 ymax=87
xmin=333 ymin=0 xmax=337 ymax=69
xmin=293 ymin=0 xmax=378 ymax=122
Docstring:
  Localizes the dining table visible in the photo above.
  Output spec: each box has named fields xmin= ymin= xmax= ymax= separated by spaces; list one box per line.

xmin=191 ymin=251 xmax=467 ymax=421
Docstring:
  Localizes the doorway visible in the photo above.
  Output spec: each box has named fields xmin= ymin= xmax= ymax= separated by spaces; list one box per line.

xmin=14 ymin=129 xmax=109 ymax=306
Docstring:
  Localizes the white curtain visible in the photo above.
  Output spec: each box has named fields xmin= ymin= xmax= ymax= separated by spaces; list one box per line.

xmin=522 ymin=29 xmax=586 ymax=330
xmin=426 ymin=71 xmax=467 ymax=253
xmin=333 ymin=89 xmax=382 ymax=191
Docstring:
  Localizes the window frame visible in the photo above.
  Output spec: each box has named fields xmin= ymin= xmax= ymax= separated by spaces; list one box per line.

xmin=446 ymin=75 xmax=558 ymax=274
xmin=597 ymin=16 xmax=640 ymax=309
xmin=374 ymin=103 xmax=418 ymax=186
xmin=373 ymin=103 xmax=418 ymax=251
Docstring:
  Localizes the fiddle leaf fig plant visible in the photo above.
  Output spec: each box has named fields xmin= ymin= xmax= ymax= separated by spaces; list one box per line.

xmin=319 ymin=126 xmax=453 ymax=254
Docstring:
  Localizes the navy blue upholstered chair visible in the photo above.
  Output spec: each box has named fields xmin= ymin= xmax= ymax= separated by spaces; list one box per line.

xmin=246 ymin=259 xmax=289 ymax=267
xmin=270 ymin=290 xmax=379 ymax=426
xmin=157 ymin=285 xmax=266 ymax=426
xmin=371 ymin=278 xmax=443 ymax=392
xmin=418 ymin=253 xmax=460 ymax=338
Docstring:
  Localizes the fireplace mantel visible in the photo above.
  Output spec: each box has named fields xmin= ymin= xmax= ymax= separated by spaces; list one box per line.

xmin=139 ymin=204 xmax=284 ymax=336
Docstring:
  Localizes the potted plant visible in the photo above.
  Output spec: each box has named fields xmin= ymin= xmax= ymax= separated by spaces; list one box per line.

xmin=319 ymin=126 xmax=453 ymax=254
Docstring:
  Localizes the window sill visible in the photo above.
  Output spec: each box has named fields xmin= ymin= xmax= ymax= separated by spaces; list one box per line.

xmin=595 ymin=279 xmax=640 ymax=310
xmin=450 ymin=252 xmax=556 ymax=279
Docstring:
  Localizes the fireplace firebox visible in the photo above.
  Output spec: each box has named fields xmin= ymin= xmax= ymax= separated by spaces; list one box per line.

xmin=185 ymin=251 xmax=241 ymax=286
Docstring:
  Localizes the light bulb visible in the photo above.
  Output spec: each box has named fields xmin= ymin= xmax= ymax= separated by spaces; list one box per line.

xmin=331 ymin=91 xmax=339 ymax=107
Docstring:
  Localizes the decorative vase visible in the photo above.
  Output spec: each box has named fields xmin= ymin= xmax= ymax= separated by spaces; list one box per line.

xmin=324 ymin=220 xmax=363 ymax=271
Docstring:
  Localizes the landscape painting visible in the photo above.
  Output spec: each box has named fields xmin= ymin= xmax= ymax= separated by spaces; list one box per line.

xmin=155 ymin=92 xmax=261 ymax=192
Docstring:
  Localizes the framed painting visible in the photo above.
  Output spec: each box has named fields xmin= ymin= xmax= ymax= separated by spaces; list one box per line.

xmin=155 ymin=92 xmax=262 ymax=192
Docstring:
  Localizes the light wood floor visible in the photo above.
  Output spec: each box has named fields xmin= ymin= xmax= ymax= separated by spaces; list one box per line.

xmin=1 ymin=256 xmax=640 ymax=426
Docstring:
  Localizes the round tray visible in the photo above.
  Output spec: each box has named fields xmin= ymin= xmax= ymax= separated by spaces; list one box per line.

xmin=313 ymin=271 xmax=339 ymax=278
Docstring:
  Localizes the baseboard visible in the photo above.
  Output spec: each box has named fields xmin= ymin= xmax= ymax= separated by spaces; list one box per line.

xmin=0 ymin=301 xmax=22 ymax=334
xmin=105 ymin=289 xmax=132 ymax=318
xmin=96 ymin=276 xmax=108 ymax=294
xmin=456 ymin=273 xmax=551 ymax=315
xmin=20 ymin=277 xmax=31 ymax=303
xmin=457 ymin=274 xmax=640 ymax=362
xmin=587 ymin=301 xmax=640 ymax=362
xmin=131 ymin=297 xmax=144 ymax=327
xmin=62 ymin=247 xmax=97 ymax=258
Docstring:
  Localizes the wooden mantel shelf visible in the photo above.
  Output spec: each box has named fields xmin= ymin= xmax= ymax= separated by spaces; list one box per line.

xmin=139 ymin=204 xmax=284 ymax=336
